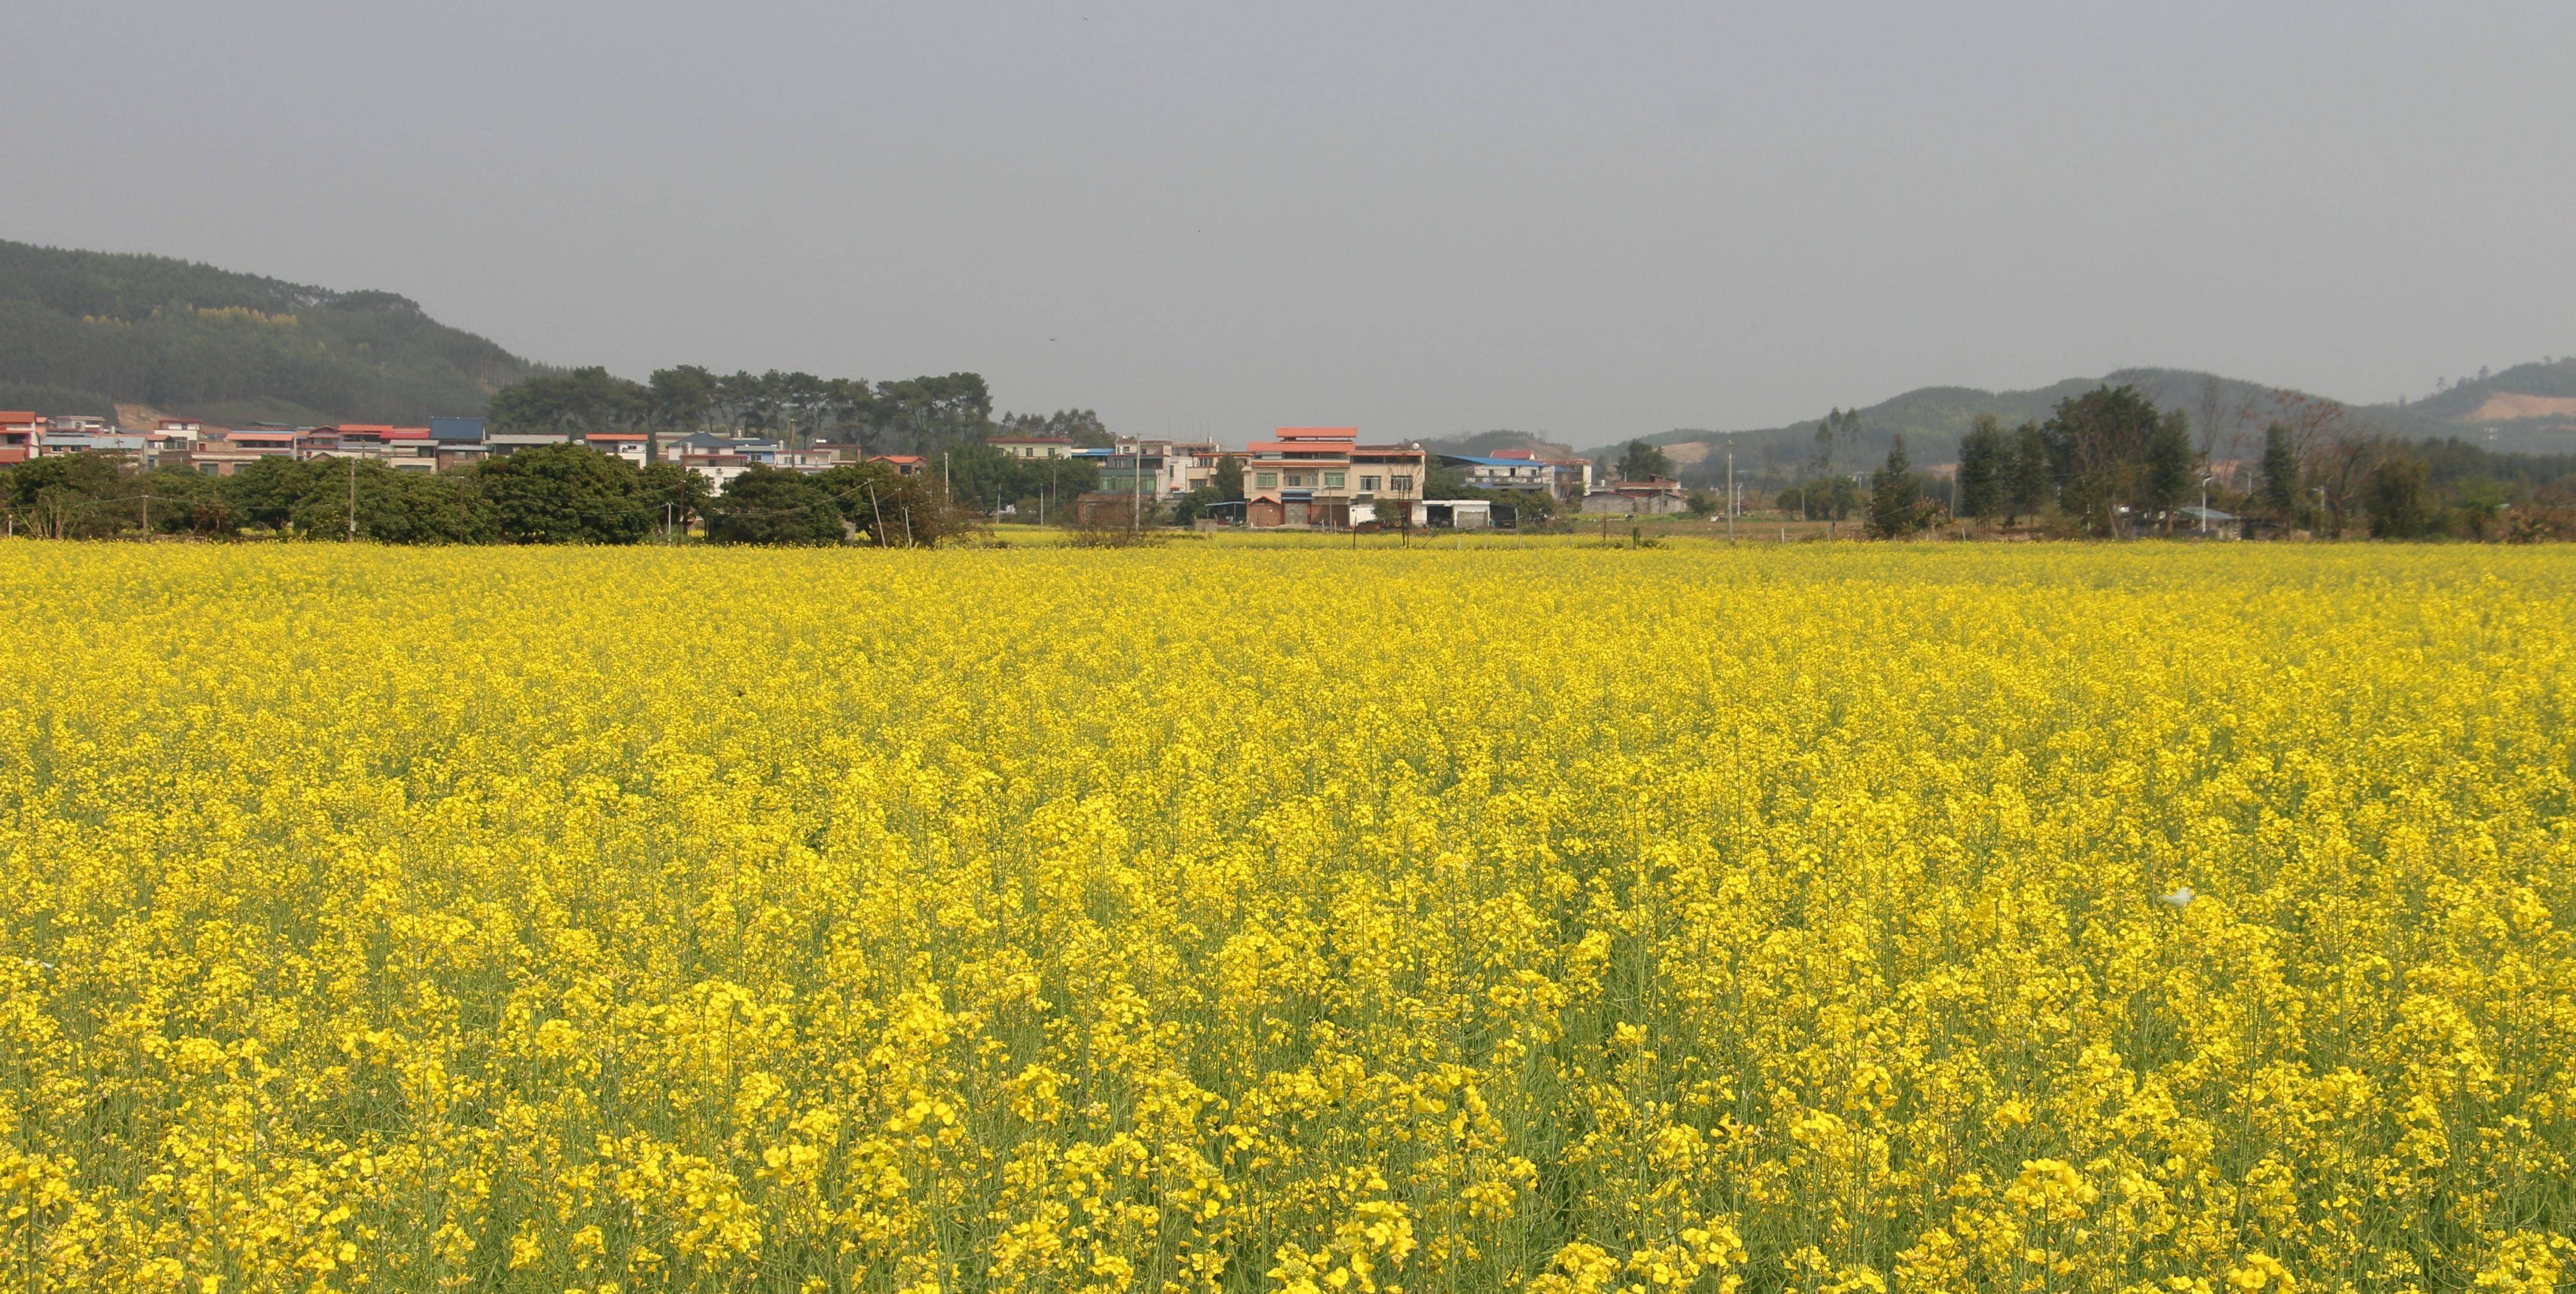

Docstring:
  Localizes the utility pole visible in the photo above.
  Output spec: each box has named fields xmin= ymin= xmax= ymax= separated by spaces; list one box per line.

xmin=141 ymin=490 xmax=150 ymax=540
xmin=1726 ymin=444 xmax=1735 ymax=543
xmin=347 ymin=457 xmax=357 ymax=541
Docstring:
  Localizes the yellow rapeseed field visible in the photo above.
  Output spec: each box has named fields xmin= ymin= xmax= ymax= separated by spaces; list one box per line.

xmin=2 ymin=540 xmax=2571 ymax=1294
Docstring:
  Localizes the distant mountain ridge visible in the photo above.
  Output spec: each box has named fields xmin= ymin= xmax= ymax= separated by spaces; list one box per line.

xmin=1567 ymin=360 xmax=2576 ymax=485
xmin=0 ymin=240 xmax=549 ymax=426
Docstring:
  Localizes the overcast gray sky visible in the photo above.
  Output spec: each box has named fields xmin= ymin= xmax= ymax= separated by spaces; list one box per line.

xmin=7 ymin=1 xmax=2571 ymax=441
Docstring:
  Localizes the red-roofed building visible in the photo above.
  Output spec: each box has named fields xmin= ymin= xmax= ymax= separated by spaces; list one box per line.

xmin=583 ymin=432 xmax=649 ymax=467
xmin=385 ymin=428 xmax=437 ymax=471
xmin=870 ymin=454 xmax=928 ymax=477
xmin=1240 ymin=427 xmax=1426 ymax=529
xmin=0 ymin=412 xmax=38 ymax=460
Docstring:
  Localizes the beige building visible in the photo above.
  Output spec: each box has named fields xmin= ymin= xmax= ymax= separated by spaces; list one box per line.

xmin=991 ymin=436 xmax=1074 ymax=459
xmin=1241 ymin=427 xmax=1426 ymax=528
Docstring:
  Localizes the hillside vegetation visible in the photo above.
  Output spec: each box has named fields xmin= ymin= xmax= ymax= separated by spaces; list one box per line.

xmin=1599 ymin=362 xmax=2576 ymax=487
xmin=0 ymin=240 xmax=548 ymax=426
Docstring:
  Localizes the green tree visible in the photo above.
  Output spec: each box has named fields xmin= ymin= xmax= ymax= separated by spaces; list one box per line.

xmin=2365 ymin=455 xmax=2438 ymax=539
xmin=303 ymin=464 xmax=496 ymax=543
xmin=702 ymin=466 xmax=846 ymax=545
xmin=1957 ymin=414 xmax=2006 ymax=525
xmin=2005 ymin=421 xmax=2051 ymax=526
xmin=1868 ymin=436 xmax=1924 ymax=539
xmin=646 ymin=366 xmax=721 ymax=435
xmin=1171 ymin=484 xmax=1223 ymax=525
xmin=2257 ymin=422 xmax=2300 ymax=522
xmin=488 ymin=366 xmax=650 ymax=435
xmin=476 ymin=443 xmax=650 ymax=543
xmin=2043 ymin=385 xmax=2166 ymax=536
xmin=1214 ymin=453 xmax=1245 ymax=502
xmin=2142 ymin=409 xmax=2197 ymax=533
xmin=872 ymin=373 xmax=994 ymax=453
xmin=636 ymin=461 xmax=712 ymax=536
xmin=1779 ymin=475 xmax=1862 ymax=521
xmin=1813 ymin=407 xmax=1862 ymax=476
xmin=1615 ymin=440 xmax=1676 ymax=482
xmin=4 ymin=451 xmax=131 ymax=538
xmin=998 ymin=409 xmax=1112 ymax=449
xmin=813 ymin=461 xmax=952 ymax=546
xmin=221 ymin=456 xmax=336 ymax=532
xmin=135 ymin=465 xmax=233 ymax=537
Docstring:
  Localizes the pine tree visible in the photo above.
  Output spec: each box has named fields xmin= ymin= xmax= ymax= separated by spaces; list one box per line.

xmin=1868 ymin=436 xmax=1923 ymax=539
xmin=1957 ymin=414 xmax=2005 ymax=526
xmin=2004 ymin=421 xmax=2050 ymax=526
xmin=2142 ymin=410 xmax=2196 ymax=533
xmin=2257 ymin=423 xmax=2299 ymax=523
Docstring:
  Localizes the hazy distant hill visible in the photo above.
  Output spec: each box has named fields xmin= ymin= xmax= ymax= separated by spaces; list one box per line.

xmin=0 ymin=240 xmax=548 ymax=425
xmin=2379 ymin=359 xmax=2576 ymax=433
xmin=1579 ymin=360 xmax=2576 ymax=485
xmin=1417 ymin=429 xmax=1583 ymax=460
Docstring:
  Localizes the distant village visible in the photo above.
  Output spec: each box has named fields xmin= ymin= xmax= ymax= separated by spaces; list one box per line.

xmin=0 ymin=412 xmax=1698 ymax=530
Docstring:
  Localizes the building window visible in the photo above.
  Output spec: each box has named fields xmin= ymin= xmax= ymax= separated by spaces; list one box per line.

xmin=1360 ymin=475 xmax=1380 ymax=492
xmin=1323 ymin=471 xmax=1344 ymax=489
xmin=1390 ymin=474 xmax=1414 ymax=494
xmin=1287 ymin=472 xmax=1307 ymax=487
xmin=1255 ymin=471 xmax=1278 ymax=489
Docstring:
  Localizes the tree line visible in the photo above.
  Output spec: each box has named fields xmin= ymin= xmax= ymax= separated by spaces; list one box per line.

xmin=1825 ymin=384 xmax=2575 ymax=541
xmin=0 ymin=444 xmax=955 ymax=546
xmin=487 ymin=366 xmax=1116 ymax=460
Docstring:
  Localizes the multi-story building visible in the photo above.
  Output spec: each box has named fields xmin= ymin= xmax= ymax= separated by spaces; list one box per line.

xmin=36 ymin=429 xmax=146 ymax=461
xmin=1241 ymin=427 xmax=1426 ymax=529
xmin=144 ymin=422 xmax=202 ymax=468
xmin=172 ymin=426 xmax=301 ymax=475
xmin=582 ymin=432 xmax=650 ymax=467
xmin=675 ymin=454 xmax=751 ymax=495
xmin=486 ymin=432 xmax=572 ymax=457
xmin=1440 ymin=452 xmax=1556 ymax=494
xmin=381 ymin=427 xmax=437 ymax=471
xmin=1169 ymin=439 xmax=1225 ymax=493
xmin=429 ymin=418 xmax=490 ymax=470
xmin=990 ymin=435 xmax=1074 ymax=460
xmin=0 ymin=412 xmax=39 ymax=464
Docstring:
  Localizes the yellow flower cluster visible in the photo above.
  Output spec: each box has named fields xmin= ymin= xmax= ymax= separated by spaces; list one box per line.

xmin=1 ymin=539 xmax=2571 ymax=1293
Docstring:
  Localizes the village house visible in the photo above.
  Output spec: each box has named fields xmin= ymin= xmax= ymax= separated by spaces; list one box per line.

xmin=1580 ymin=475 xmax=1689 ymax=515
xmin=990 ymin=435 xmax=1073 ymax=459
xmin=429 ymin=418 xmax=490 ymax=470
xmin=144 ymin=421 xmax=202 ymax=468
xmin=1240 ymin=427 xmax=1426 ymax=529
xmin=381 ymin=427 xmax=436 ymax=471
xmin=1 ymin=412 xmax=44 ymax=464
xmin=582 ymin=431 xmax=650 ymax=467
xmin=1440 ymin=452 xmax=1557 ymax=495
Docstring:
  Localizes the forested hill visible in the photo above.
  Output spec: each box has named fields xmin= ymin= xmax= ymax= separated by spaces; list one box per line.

xmin=1585 ymin=361 xmax=2576 ymax=485
xmin=0 ymin=240 xmax=549 ymax=426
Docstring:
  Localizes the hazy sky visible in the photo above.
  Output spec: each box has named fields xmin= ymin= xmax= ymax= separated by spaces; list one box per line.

xmin=8 ymin=2 xmax=2572 ymax=441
